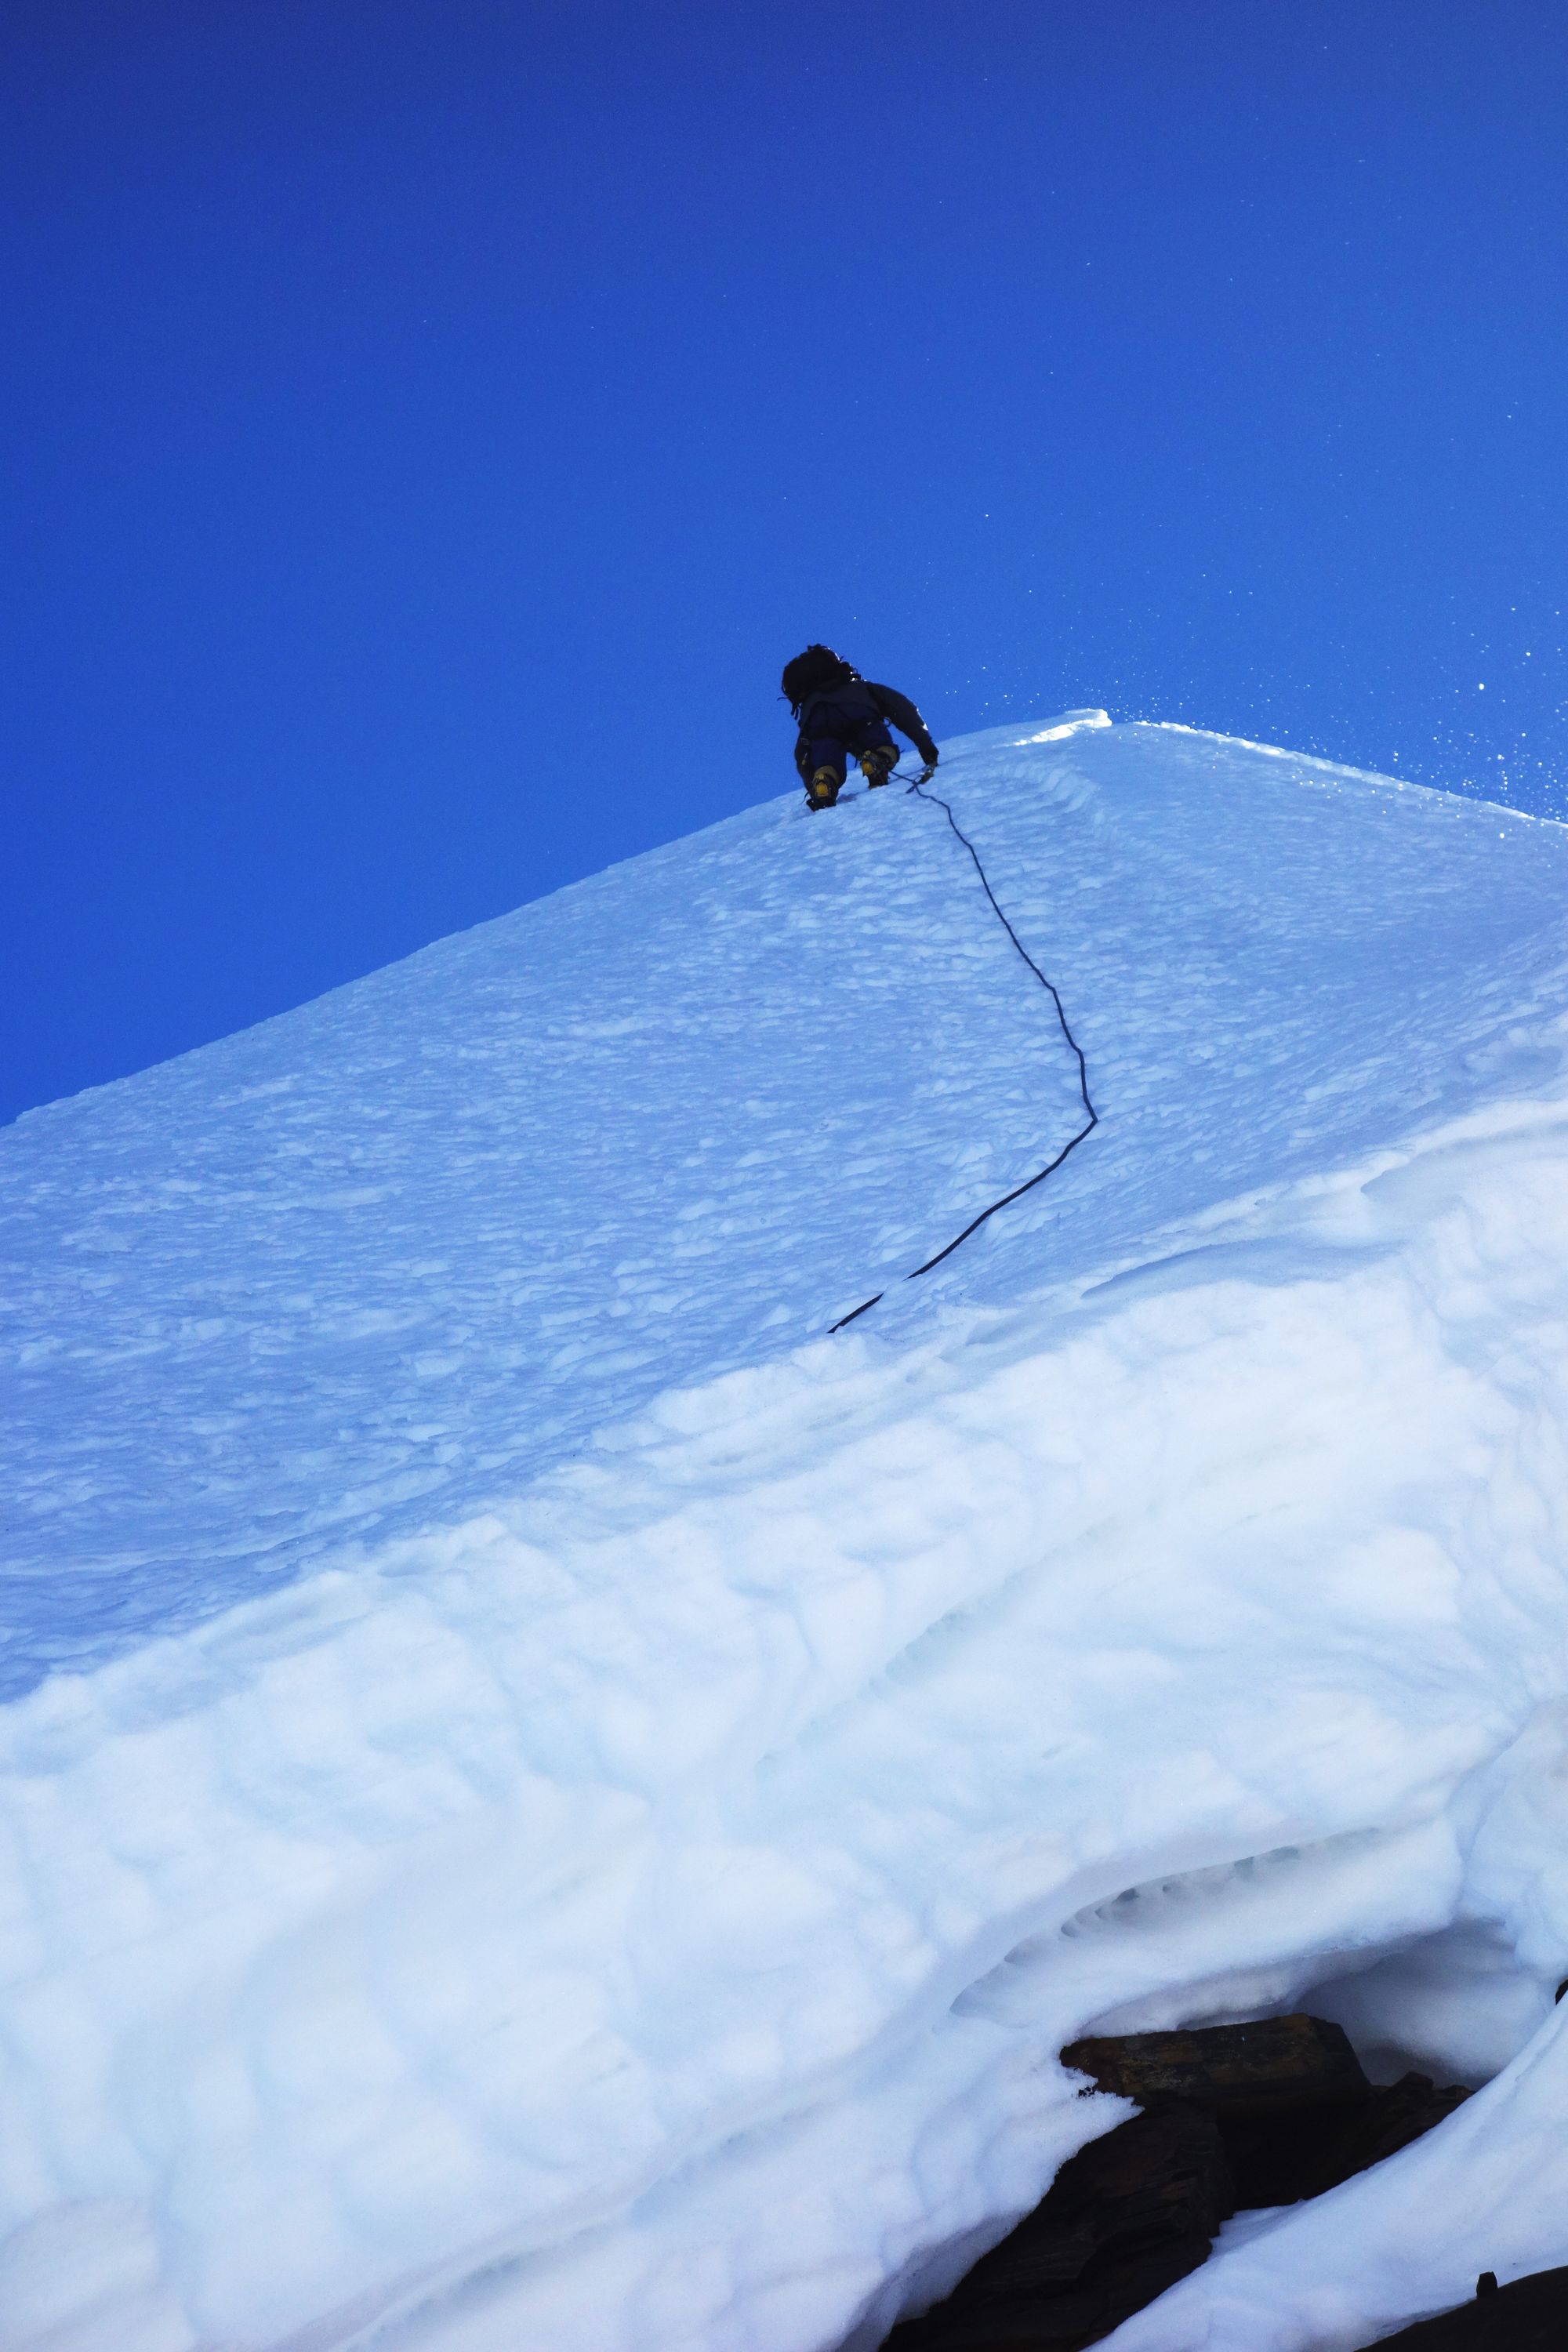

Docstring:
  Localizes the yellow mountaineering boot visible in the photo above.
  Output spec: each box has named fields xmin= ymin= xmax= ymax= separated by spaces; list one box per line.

xmin=807 ymin=766 xmax=841 ymax=810
xmin=859 ymin=746 xmax=897 ymax=789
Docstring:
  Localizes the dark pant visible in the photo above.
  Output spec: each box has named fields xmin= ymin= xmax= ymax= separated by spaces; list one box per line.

xmin=805 ymin=710 xmax=896 ymax=784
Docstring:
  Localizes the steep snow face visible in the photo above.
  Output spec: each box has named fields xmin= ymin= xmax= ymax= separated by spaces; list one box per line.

xmin=8 ymin=713 xmax=1565 ymax=1700
xmin=4 ymin=718 xmax=1568 ymax=2352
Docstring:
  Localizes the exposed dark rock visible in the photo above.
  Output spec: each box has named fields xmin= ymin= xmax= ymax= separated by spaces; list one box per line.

xmin=875 ymin=2021 xmax=1474 ymax=2351
xmin=1062 ymin=2016 xmax=1468 ymax=2211
xmin=1359 ymin=2263 xmax=1568 ymax=2347
xmin=1220 ymin=2071 xmax=1471 ymax=2209
xmin=1061 ymin=2014 xmax=1370 ymax=2121
xmin=1316 ymin=2072 xmax=1471 ymax=2188
xmin=881 ymin=2107 xmax=1233 ymax=2350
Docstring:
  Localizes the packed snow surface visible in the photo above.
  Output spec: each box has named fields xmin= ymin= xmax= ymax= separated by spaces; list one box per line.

xmin=5 ymin=716 xmax=1568 ymax=2352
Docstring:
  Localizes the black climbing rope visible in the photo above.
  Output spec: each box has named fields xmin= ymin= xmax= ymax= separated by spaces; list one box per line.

xmin=828 ymin=765 xmax=1099 ymax=1334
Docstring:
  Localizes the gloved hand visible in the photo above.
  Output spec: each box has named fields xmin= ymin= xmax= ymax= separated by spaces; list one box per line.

xmin=918 ymin=739 xmax=939 ymax=768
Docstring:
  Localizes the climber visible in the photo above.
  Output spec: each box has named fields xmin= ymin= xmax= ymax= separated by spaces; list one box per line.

xmin=781 ymin=646 xmax=940 ymax=811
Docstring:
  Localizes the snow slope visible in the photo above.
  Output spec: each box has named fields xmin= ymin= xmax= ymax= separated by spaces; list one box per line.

xmin=5 ymin=716 xmax=1568 ymax=2352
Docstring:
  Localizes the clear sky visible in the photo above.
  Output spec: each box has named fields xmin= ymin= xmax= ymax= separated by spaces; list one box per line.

xmin=5 ymin=0 xmax=1566 ymax=1126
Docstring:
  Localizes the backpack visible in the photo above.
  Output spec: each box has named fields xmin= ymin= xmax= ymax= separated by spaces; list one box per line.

xmin=781 ymin=644 xmax=858 ymax=716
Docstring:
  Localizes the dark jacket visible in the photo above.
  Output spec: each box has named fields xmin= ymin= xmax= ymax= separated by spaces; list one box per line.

xmin=793 ymin=677 xmax=939 ymax=779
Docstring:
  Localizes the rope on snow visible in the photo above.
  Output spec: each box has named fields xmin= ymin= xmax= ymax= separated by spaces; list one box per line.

xmin=828 ymin=765 xmax=1099 ymax=1334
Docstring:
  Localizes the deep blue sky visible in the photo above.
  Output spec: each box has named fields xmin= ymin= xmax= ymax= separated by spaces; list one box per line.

xmin=5 ymin=1 xmax=1567 ymax=1125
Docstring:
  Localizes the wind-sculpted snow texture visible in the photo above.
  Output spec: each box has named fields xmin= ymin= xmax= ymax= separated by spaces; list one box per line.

xmin=4 ymin=717 xmax=1568 ymax=2352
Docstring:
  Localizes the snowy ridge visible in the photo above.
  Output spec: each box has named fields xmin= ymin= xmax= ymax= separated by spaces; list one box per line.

xmin=5 ymin=718 xmax=1568 ymax=2351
